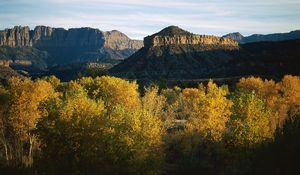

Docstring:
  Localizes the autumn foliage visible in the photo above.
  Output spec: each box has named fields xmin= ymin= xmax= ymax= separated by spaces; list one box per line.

xmin=0 ymin=75 xmax=300 ymax=174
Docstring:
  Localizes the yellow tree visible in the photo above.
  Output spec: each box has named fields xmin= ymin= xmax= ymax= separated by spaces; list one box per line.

xmin=41 ymin=75 xmax=61 ymax=89
xmin=6 ymin=77 xmax=56 ymax=166
xmin=79 ymin=76 xmax=141 ymax=111
xmin=142 ymin=86 xmax=166 ymax=122
xmin=164 ymin=82 xmax=232 ymax=173
xmin=279 ymin=75 xmax=300 ymax=113
xmin=36 ymin=82 xmax=163 ymax=174
xmin=183 ymin=81 xmax=233 ymax=141
xmin=237 ymin=76 xmax=283 ymax=131
xmin=237 ymin=75 xmax=300 ymax=130
xmin=36 ymin=87 xmax=105 ymax=173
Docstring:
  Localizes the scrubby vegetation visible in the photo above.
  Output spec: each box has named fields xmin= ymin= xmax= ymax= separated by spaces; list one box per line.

xmin=0 ymin=75 xmax=300 ymax=174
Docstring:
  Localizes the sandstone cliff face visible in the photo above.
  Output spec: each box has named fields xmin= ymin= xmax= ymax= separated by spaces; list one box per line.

xmin=144 ymin=26 xmax=238 ymax=49
xmin=144 ymin=35 xmax=238 ymax=48
xmin=31 ymin=26 xmax=105 ymax=49
xmin=0 ymin=26 xmax=143 ymax=51
xmin=103 ymin=30 xmax=143 ymax=50
xmin=0 ymin=59 xmax=32 ymax=67
xmin=0 ymin=26 xmax=32 ymax=47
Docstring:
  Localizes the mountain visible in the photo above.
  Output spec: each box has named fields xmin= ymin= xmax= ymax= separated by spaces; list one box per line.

xmin=224 ymin=30 xmax=300 ymax=44
xmin=222 ymin=32 xmax=244 ymax=43
xmin=0 ymin=26 xmax=143 ymax=71
xmin=109 ymin=26 xmax=300 ymax=80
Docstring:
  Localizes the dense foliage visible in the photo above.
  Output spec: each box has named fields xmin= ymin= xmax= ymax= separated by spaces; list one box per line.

xmin=0 ymin=75 xmax=300 ymax=174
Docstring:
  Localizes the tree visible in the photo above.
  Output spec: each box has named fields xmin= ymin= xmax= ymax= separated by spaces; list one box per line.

xmin=36 ymin=80 xmax=164 ymax=174
xmin=279 ymin=75 xmax=300 ymax=115
xmin=4 ymin=77 xmax=56 ymax=166
xmin=227 ymin=90 xmax=272 ymax=147
xmin=0 ymin=85 xmax=9 ymax=163
xmin=237 ymin=75 xmax=300 ymax=131
xmin=142 ymin=86 xmax=167 ymax=125
xmin=36 ymin=87 xmax=105 ymax=174
xmin=183 ymin=81 xmax=233 ymax=141
xmin=79 ymin=76 xmax=141 ymax=111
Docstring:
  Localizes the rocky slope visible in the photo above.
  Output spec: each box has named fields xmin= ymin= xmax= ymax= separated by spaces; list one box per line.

xmin=0 ymin=66 xmax=23 ymax=83
xmin=110 ymin=26 xmax=300 ymax=80
xmin=224 ymin=30 xmax=300 ymax=44
xmin=0 ymin=26 xmax=143 ymax=70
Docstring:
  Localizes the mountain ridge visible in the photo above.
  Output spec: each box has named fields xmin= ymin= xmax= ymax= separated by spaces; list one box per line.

xmin=223 ymin=30 xmax=300 ymax=43
xmin=0 ymin=25 xmax=143 ymax=71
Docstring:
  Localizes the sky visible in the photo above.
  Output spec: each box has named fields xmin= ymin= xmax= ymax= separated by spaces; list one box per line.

xmin=1 ymin=0 xmax=300 ymax=39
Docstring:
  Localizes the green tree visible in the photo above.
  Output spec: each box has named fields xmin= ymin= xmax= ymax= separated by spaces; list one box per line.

xmin=227 ymin=91 xmax=272 ymax=147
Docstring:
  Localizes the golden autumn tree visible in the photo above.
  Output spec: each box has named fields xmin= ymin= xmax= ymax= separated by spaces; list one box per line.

xmin=279 ymin=75 xmax=300 ymax=114
xmin=36 ymin=78 xmax=164 ymax=174
xmin=101 ymin=106 xmax=163 ymax=175
xmin=183 ymin=81 xmax=233 ymax=141
xmin=237 ymin=75 xmax=300 ymax=131
xmin=5 ymin=77 xmax=56 ymax=166
xmin=78 ymin=76 xmax=141 ymax=111
xmin=142 ymin=86 xmax=167 ymax=123
xmin=41 ymin=75 xmax=61 ymax=89
xmin=36 ymin=86 xmax=106 ymax=174
xmin=163 ymin=82 xmax=232 ymax=174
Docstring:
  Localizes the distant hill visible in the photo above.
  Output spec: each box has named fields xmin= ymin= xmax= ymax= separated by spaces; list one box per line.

xmin=110 ymin=26 xmax=300 ymax=80
xmin=0 ymin=26 xmax=143 ymax=71
xmin=223 ymin=30 xmax=300 ymax=43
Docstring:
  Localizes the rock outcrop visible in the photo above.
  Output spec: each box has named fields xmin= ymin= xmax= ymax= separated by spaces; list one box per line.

xmin=0 ymin=26 xmax=143 ymax=50
xmin=222 ymin=32 xmax=244 ymax=43
xmin=0 ymin=60 xmax=12 ymax=67
xmin=144 ymin=26 xmax=238 ymax=49
xmin=103 ymin=30 xmax=143 ymax=50
xmin=0 ymin=26 xmax=32 ymax=47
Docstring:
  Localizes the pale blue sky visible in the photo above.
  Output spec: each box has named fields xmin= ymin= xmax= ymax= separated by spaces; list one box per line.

xmin=1 ymin=0 xmax=300 ymax=39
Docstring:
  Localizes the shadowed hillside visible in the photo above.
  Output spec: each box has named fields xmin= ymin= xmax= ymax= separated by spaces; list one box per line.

xmin=110 ymin=26 xmax=300 ymax=80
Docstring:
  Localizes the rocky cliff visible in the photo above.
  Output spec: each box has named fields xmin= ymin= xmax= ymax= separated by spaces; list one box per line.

xmin=103 ymin=30 xmax=143 ymax=50
xmin=222 ymin=32 xmax=244 ymax=43
xmin=0 ymin=26 xmax=32 ymax=47
xmin=0 ymin=26 xmax=143 ymax=50
xmin=0 ymin=26 xmax=143 ymax=71
xmin=144 ymin=26 xmax=238 ymax=49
